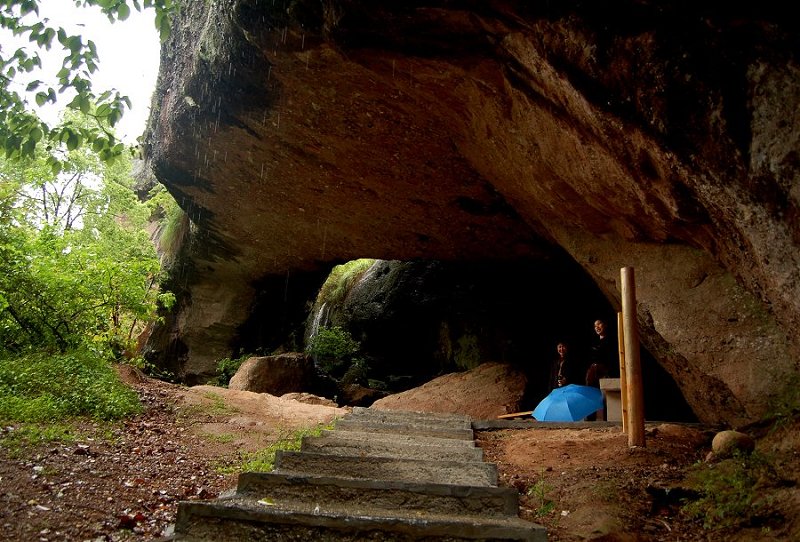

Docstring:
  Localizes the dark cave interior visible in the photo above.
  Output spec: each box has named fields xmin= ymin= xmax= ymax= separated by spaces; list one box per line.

xmin=237 ymin=254 xmax=696 ymax=422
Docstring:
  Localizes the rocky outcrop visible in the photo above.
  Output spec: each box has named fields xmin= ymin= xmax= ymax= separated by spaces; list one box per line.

xmin=228 ymin=353 xmax=315 ymax=395
xmin=143 ymin=1 xmax=799 ymax=425
xmin=371 ymin=362 xmax=528 ymax=420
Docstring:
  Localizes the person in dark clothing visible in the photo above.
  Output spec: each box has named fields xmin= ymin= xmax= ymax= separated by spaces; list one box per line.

xmin=585 ymin=319 xmax=620 ymax=421
xmin=586 ymin=319 xmax=619 ymax=387
xmin=548 ymin=342 xmax=583 ymax=392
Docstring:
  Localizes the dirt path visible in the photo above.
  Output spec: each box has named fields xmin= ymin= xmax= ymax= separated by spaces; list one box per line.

xmin=0 ymin=367 xmax=797 ymax=541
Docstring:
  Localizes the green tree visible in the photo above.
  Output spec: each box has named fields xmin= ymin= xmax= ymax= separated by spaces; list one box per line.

xmin=0 ymin=111 xmax=172 ymax=355
xmin=0 ymin=0 xmax=174 ymax=164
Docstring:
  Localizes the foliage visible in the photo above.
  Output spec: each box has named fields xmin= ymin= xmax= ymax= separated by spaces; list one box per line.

xmin=682 ymin=451 xmax=777 ymax=529
xmin=0 ymin=118 xmax=170 ymax=356
xmin=218 ymin=422 xmax=336 ymax=475
xmin=306 ymin=325 xmax=360 ymax=378
xmin=131 ymin=354 xmax=176 ymax=382
xmin=207 ymin=355 xmax=247 ymax=387
xmin=0 ymin=348 xmax=141 ymax=424
xmin=0 ymin=422 xmax=79 ymax=457
xmin=0 ymin=0 xmax=175 ymax=162
xmin=149 ymin=185 xmax=188 ymax=267
xmin=316 ymin=258 xmax=375 ymax=309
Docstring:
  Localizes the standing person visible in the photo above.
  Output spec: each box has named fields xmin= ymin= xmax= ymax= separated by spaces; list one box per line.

xmin=585 ymin=319 xmax=619 ymax=421
xmin=548 ymin=341 xmax=582 ymax=392
xmin=586 ymin=319 xmax=619 ymax=387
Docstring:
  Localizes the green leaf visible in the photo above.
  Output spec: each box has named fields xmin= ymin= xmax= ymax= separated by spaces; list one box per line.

xmin=156 ymin=12 xmax=171 ymax=41
xmin=117 ymin=3 xmax=131 ymax=21
xmin=66 ymin=132 xmax=80 ymax=151
xmin=79 ymin=95 xmax=91 ymax=114
xmin=66 ymin=35 xmax=82 ymax=54
xmin=96 ymin=103 xmax=111 ymax=117
xmin=47 ymin=158 xmax=62 ymax=176
xmin=43 ymin=28 xmax=57 ymax=49
xmin=21 ymin=138 xmax=36 ymax=156
xmin=20 ymin=0 xmax=38 ymax=16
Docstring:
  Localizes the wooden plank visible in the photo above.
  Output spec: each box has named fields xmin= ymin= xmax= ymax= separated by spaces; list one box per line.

xmin=496 ymin=411 xmax=533 ymax=419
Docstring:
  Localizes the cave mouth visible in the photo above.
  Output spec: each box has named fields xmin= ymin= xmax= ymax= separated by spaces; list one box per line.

xmin=238 ymin=254 xmax=696 ymax=422
xmin=309 ymin=254 xmax=698 ymax=423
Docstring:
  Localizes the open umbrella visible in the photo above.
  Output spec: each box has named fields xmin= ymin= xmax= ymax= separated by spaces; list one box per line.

xmin=532 ymin=384 xmax=604 ymax=422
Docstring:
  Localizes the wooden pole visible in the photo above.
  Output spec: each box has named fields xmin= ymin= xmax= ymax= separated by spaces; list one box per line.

xmin=617 ymin=311 xmax=628 ymax=434
xmin=621 ymin=267 xmax=645 ymax=447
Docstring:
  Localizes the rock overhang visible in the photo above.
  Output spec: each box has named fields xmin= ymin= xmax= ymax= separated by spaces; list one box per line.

xmin=143 ymin=0 xmax=800 ymax=425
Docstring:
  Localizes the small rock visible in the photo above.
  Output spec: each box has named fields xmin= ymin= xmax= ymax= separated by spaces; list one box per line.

xmin=711 ymin=430 xmax=755 ymax=458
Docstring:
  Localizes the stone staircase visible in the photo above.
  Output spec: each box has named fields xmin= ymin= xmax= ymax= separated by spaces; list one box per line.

xmin=166 ymin=407 xmax=547 ymax=541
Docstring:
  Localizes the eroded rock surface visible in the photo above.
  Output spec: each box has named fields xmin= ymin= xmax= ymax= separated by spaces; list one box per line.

xmin=371 ymin=362 xmax=528 ymax=420
xmin=143 ymin=1 xmax=799 ymax=425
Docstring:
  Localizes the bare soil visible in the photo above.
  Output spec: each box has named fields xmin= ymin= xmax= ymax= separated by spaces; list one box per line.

xmin=0 ymin=366 xmax=797 ymax=541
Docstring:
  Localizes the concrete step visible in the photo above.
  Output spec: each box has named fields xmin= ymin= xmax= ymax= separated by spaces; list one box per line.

xmin=350 ymin=406 xmax=473 ymax=425
xmin=171 ymin=496 xmax=547 ymax=541
xmin=316 ymin=428 xmax=478 ymax=449
xmin=235 ymin=472 xmax=520 ymax=518
xmin=274 ymin=450 xmax=498 ymax=486
xmin=168 ymin=406 xmax=547 ymax=541
xmin=301 ymin=434 xmax=484 ymax=462
xmin=334 ymin=418 xmax=474 ymax=440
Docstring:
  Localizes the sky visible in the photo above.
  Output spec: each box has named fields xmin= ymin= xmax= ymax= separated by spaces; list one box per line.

xmin=21 ymin=1 xmax=162 ymax=144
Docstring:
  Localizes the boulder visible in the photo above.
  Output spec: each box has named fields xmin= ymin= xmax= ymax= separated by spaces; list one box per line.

xmin=371 ymin=362 xmax=528 ymax=420
xmin=711 ymin=430 xmax=756 ymax=459
xmin=228 ymin=353 xmax=315 ymax=395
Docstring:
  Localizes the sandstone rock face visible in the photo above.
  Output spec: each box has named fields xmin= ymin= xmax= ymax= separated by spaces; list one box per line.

xmin=143 ymin=1 xmax=799 ymax=425
xmin=371 ymin=362 xmax=528 ymax=419
xmin=228 ymin=353 xmax=315 ymax=395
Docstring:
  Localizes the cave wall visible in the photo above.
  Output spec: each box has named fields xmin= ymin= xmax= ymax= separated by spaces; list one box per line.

xmin=143 ymin=0 xmax=799 ymax=425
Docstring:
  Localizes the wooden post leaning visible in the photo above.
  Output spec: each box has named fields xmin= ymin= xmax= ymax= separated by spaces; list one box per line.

xmin=617 ymin=311 xmax=628 ymax=434
xmin=621 ymin=267 xmax=645 ymax=447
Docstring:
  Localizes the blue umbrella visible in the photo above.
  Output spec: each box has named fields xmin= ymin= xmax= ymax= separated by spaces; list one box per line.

xmin=532 ymin=384 xmax=604 ymax=422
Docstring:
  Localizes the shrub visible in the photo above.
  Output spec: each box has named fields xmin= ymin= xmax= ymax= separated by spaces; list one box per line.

xmin=306 ymin=326 xmax=360 ymax=378
xmin=207 ymin=355 xmax=248 ymax=387
xmin=0 ymin=348 xmax=141 ymax=423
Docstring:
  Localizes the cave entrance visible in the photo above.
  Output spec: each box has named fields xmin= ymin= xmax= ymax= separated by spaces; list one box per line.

xmin=305 ymin=255 xmax=696 ymax=423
